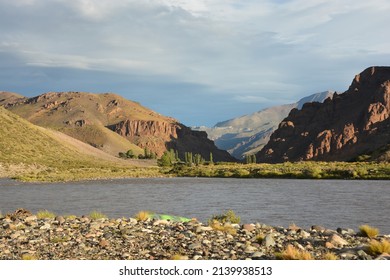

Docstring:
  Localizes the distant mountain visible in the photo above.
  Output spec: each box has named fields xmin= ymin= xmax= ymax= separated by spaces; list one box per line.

xmin=0 ymin=91 xmax=234 ymax=162
xmin=193 ymin=91 xmax=335 ymax=159
xmin=257 ymin=66 xmax=390 ymax=163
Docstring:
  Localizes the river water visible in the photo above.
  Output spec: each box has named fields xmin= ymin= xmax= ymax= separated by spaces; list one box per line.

xmin=0 ymin=178 xmax=389 ymax=233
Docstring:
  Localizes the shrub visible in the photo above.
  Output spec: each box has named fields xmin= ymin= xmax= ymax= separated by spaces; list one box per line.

xmin=64 ymin=215 xmax=77 ymax=220
xmin=135 ymin=211 xmax=152 ymax=221
xmin=209 ymin=210 xmax=240 ymax=224
xmin=323 ymin=252 xmax=338 ymax=260
xmin=89 ymin=211 xmax=107 ymax=220
xmin=275 ymin=245 xmax=313 ymax=260
xmin=36 ymin=210 xmax=56 ymax=219
xmin=359 ymin=224 xmax=379 ymax=238
xmin=367 ymin=239 xmax=390 ymax=256
xmin=255 ymin=234 xmax=265 ymax=243
xmin=21 ymin=254 xmax=37 ymax=260
xmin=171 ymin=254 xmax=188 ymax=260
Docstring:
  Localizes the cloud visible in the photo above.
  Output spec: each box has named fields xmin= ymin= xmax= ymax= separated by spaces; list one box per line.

xmin=0 ymin=0 xmax=389 ymax=126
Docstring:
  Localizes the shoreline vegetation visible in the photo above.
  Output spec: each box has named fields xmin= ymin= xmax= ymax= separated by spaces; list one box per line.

xmin=1 ymin=160 xmax=389 ymax=182
xmin=0 ymin=209 xmax=389 ymax=260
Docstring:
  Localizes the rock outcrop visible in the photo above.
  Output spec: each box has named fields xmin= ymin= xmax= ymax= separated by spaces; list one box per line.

xmin=257 ymin=66 xmax=390 ymax=163
xmin=193 ymin=91 xmax=335 ymax=159
xmin=109 ymin=119 xmax=234 ymax=161
xmin=0 ymin=91 xmax=234 ymax=162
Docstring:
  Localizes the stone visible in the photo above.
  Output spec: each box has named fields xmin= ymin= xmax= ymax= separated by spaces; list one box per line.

xmin=263 ymin=234 xmax=276 ymax=247
xmin=325 ymin=242 xmax=335 ymax=249
xmin=300 ymin=230 xmax=311 ymax=239
xmin=55 ymin=216 xmax=65 ymax=225
xmin=25 ymin=215 xmax=37 ymax=223
xmin=244 ymin=245 xmax=257 ymax=253
xmin=311 ymin=225 xmax=326 ymax=232
xmin=243 ymin=224 xmax=256 ymax=231
xmin=39 ymin=223 xmax=51 ymax=230
xmin=153 ymin=220 xmax=169 ymax=226
xmin=251 ymin=252 xmax=264 ymax=259
xmin=196 ymin=226 xmax=213 ymax=233
xmin=357 ymin=250 xmax=371 ymax=260
xmin=375 ymin=253 xmax=390 ymax=260
xmin=99 ymin=239 xmax=110 ymax=248
xmin=337 ymin=228 xmax=355 ymax=235
xmin=327 ymin=234 xmax=349 ymax=247
xmin=188 ymin=243 xmax=202 ymax=250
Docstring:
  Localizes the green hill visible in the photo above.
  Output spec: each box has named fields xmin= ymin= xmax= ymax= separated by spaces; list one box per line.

xmin=0 ymin=106 xmax=158 ymax=181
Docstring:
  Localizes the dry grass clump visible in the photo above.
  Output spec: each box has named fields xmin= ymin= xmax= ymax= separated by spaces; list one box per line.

xmin=36 ymin=210 xmax=56 ymax=219
xmin=275 ymin=245 xmax=313 ymax=260
xmin=64 ymin=214 xmax=77 ymax=220
xmin=367 ymin=239 xmax=390 ymax=256
xmin=89 ymin=211 xmax=107 ymax=220
xmin=322 ymin=252 xmax=338 ymax=260
xmin=359 ymin=224 xmax=379 ymax=238
xmin=135 ymin=211 xmax=152 ymax=221
xmin=255 ymin=234 xmax=265 ymax=243
xmin=170 ymin=254 xmax=189 ymax=260
xmin=21 ymin=254 xmax=37 ymax=260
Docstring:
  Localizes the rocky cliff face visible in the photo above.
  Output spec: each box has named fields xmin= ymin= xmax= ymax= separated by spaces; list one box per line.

xmin=257 ymin=67 xmax=390 ymax=163
xmin=0 ymin=91 xmax=234 ymax=162
xmin=193 ymin=91 xmax=334 ymax=159
xmin=109 ymin=118 xmax=234 ymax=161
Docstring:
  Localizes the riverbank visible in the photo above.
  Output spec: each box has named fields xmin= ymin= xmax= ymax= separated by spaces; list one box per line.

xmin=168 ymin=161 xmax=390 ymax=180
xmin=1 ymin=160 xmax=390 ymax=182
xmin=1 ymin=209 xmax=389 ymax=260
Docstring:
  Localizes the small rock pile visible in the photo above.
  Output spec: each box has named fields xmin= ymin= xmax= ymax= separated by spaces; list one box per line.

xmin=0 ymin=209 xmax=389 ymax=260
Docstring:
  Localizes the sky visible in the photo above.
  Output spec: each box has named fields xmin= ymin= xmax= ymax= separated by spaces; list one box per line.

xmin=1 ymin=0 xmax=389 ymax=126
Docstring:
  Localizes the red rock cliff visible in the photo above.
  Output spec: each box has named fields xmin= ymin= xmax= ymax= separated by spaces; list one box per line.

xmin=257 ymin=66 xmax=390 ymax=163
xmin=109 ymin=119 xmax=235 ymax=162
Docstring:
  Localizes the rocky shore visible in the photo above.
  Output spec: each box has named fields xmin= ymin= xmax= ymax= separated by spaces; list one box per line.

xmin=1 ymin=209 xmax=389 ymax=260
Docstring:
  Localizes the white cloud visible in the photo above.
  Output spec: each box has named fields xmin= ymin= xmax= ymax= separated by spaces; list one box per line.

xmin=0 ymin=0 xmax=389 ymax=125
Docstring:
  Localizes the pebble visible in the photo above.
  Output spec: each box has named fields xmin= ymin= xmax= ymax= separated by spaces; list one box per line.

xmin=264 ymin=234 xmax=276 ymax=247
xmin=0 ymin=209 xmax=388 ymax=260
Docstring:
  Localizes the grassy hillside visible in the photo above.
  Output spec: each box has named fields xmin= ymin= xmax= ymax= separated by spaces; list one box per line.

xmin=0 ymin=106 xmax=158 ymax=181
xmin=0 ymin=91 xmax=173 ymax=157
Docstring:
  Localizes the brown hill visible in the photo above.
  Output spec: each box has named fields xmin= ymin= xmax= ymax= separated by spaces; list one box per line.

xmin=0 ymin=91 xmax=234 ymax=162
xmin=257 ymin=66 xmax=390 ymax=163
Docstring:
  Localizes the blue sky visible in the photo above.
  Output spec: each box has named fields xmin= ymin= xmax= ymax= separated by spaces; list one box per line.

xmin=1 ymin=0 xmax=389 ymax=126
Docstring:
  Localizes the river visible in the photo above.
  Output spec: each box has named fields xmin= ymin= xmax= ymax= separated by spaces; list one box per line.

xmin=0 ymin=177 xmax=389 ymax=233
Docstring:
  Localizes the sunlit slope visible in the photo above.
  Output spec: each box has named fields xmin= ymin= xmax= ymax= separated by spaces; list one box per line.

xmin=0 ymin=106 xmax=157 ymax=181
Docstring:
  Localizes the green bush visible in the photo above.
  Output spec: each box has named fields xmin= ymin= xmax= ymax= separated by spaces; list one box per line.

xmin=89 ymin=211 xmax=107 ymax=220
xmin=36 ymin=210 xmax=56 ymax=219
xmin=209 ymin=210 xmax=240 ymax=224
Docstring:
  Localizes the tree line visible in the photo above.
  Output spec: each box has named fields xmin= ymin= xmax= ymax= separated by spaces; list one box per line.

xmin=158 ymin=149 xmax=214 ymax=167
xmin=118 ymin=148 xmax=157 ymax=160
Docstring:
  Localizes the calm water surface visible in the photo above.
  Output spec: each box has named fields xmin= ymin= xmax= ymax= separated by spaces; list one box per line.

xmin=0 ymin=178 xmax=389 ymax=233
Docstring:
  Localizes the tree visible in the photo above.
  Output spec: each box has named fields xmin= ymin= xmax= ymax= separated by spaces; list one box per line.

xmin=185 ymin=152 xmax=193 ymax=166
xmin=245 ymin=154 xmax=252 ymax=164
xmin=158 ymin=151 xmax=173 ymax=167
xmin=126 ymin=149 xmax=135 ymax=159
xmin=194 ymin=154 xmax=202 ymax=165
xmin=209 ymin=152 xmax=214 ymax=164
xmin=251 ymin=154 xmax=257 ymax=164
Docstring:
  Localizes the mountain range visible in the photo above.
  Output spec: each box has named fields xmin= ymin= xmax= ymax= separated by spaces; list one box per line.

xmin=193 ymin=91 xmax=335 ymax=159
xmin=0 ymin=91 xmax=234 ymax=162
xmin=1 ymin=66 xmax=389 ymax=168
xmin=257 ymin=66 xmax=390 ymax=163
